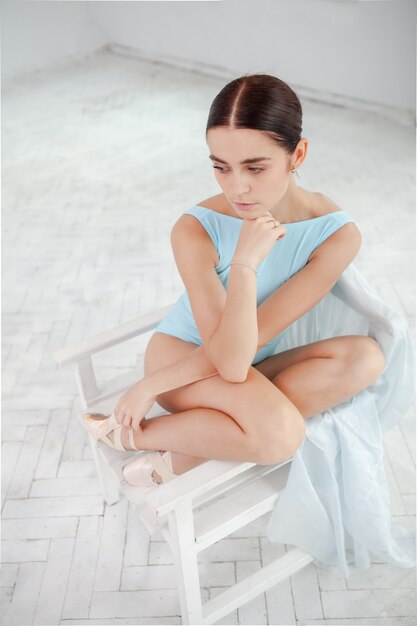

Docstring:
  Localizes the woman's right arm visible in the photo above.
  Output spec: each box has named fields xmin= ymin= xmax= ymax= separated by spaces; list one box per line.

xmin=115 ymin=322 xmax=272 ymax=430
xmin=169 ymin=215 xmax=258 ymax=381
xmin=204 ymin=262 xmax=258 ymax=381
xmin=170 ymin=212 xmax=284 ymax=382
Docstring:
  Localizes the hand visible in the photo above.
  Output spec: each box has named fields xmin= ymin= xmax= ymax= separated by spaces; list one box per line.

xmin=233 ymin=211 xmax=286 ymax=269
xmin=114 ymin=378 xmax=156 ymax=431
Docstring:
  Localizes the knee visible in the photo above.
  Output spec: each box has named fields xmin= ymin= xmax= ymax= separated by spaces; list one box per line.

xmin=254 ymin=409 xmax=306 ymax=465
xmin=346 ymin=336 xmax=386 ymax=384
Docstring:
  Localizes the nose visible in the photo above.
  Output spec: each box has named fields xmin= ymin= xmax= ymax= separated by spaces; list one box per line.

xmin=228 ymin=172 xmax=251 ymax=197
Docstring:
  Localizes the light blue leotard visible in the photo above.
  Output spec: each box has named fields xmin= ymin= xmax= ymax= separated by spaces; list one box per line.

xmin=154 ymin=204 xmax=356 ymax=364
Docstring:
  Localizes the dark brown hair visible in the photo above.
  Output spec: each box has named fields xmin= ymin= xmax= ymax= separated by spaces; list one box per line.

xmin=205 ymin=73 xmax=303 ymax=156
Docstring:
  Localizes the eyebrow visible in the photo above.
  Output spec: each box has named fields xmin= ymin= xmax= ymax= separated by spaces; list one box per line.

xmin=209 ymin=154 xmax=273 ymax=165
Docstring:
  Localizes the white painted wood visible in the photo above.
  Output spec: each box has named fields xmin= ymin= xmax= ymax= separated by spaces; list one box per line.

xmin=54 ymin=305 xmax=173 ymax=366
xmin=88 ymin=433 xmax=120 ymax=506
xmin=193 ymin=463 xmax=291 ymax=552
xmin=201 ymin=548 xmax=314 ymax=625
xmin=168 ymin=502 xmax=203 ymax=625
xmin=74 ymin=357 xmax=99 ymax=408
xmin=83 ymin=364 xmax=147 ymax=408
xmin=145 ymin=459 xmax=291 ymax=517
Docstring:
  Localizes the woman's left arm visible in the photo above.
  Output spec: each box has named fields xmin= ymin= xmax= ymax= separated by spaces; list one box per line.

xmin=256 ymin=222 xmax=361 ymax=349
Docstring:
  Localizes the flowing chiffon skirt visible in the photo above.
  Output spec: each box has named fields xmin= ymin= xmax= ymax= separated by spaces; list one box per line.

xmin=266 ymin=262 xmax=416 ymax=578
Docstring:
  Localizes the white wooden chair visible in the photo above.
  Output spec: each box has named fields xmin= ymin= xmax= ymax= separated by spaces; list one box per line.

xmin=53 ymin=303 xmax=315 ymax=625
xmin=54 ymin=259 xmax=412 ymax=623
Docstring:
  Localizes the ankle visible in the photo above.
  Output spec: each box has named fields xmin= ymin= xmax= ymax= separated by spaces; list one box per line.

xmin=108 ymin=424 xmax=141 ymax=451
xmin=170 ymin=452 xmax=205 ymax=475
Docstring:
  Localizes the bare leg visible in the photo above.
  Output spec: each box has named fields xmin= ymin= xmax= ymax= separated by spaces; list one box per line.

xmin=105 ymin=362 xmax=307 ymax=481
xmin=154 ymin=351 xmax=378 ymax=479
xmin=110 ymin=343 xmax=382 ymax=481
xmin=165 ymin=357 xmax=344 ymax=476
xmin=108 ymin=407 xmax=257 ymax=463
xmin=271 ymin=355 xmax=356 ymax=418
xmin=108 ymin=406 xmax=270 ymax=483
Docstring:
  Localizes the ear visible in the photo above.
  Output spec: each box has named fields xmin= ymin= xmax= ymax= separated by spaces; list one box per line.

xmin=292 ymin=137 xmax=308 ymax=169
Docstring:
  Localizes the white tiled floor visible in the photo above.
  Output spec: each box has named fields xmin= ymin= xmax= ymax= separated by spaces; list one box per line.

xmin=2 ymin=48 xmax=416 ymax=625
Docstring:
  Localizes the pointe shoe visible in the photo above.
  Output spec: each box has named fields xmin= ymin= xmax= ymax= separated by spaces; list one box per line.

xmin=122 ymin=450 xmax=177 ymax=486
xmin=82 ymin=412 xmax=142 ymax=452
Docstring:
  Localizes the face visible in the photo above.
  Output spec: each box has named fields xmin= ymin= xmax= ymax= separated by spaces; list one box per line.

xmin=206 ymin=127 xmax=300 ymax=219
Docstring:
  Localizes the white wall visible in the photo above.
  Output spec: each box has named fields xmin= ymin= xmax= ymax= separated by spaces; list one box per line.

xmin=1 ymin=0 xmax=107 ymax=80
xmin=90 ymin=0 xmax=415 ymax=113
xmin=2 ymin=0 xmax=415 ymax=115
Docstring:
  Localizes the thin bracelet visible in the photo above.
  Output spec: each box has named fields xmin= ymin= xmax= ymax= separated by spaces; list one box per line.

xmin=230 ymin=261 xmax=257 ymax=275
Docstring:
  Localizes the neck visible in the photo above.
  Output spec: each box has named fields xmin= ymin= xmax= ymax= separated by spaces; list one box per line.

xmin=270 ymin=177 xmax=306 ymax=223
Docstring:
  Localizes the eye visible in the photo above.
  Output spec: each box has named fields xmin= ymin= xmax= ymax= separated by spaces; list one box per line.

xmin=212 ymin=166 xmax=265 ymax=174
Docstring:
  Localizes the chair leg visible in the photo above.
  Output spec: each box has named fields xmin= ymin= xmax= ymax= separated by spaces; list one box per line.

xmin=88 ymin=433 xmax=120 ymax=505
xmin=168 ymin=501 xmax=203 ymax=624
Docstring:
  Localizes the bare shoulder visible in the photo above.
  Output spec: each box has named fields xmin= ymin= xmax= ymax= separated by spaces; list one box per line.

xmin=313 ymin=191 xmax=344 ymax=216
xmin=171 ymin=206 xmax=220 ymax=268
xmin=309 ymin=193 xmax=361 ymax=262
xmin=314 ymin=191 xmax=361 ymax=238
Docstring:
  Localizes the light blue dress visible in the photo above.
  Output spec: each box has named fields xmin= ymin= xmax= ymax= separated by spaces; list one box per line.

xmin=154 ymin=204 xmax=355 ymax=363
xmin=153 ymin=204 xmax=416 ymax=577
xmin=265 ymin=263 xmax=416 ymax=577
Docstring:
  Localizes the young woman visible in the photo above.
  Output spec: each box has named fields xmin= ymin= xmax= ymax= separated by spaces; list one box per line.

xmin=84 ymin=73 xmax=385 ymax=486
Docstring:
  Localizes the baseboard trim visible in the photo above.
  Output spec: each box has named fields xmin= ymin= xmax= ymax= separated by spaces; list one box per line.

xmin=108 ymin=42 xmax=415 ymax=128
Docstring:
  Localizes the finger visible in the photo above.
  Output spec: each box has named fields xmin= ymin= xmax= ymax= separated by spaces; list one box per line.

xmin=123 ymin=413 xmax=132 ymax=428
xmin=132 ymin=415 xmax=142 ymax=432
xmin=262 ymin=218 xmax=281 ymax=229
xmin=261 ymin=213 xmax=280 ymax=224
